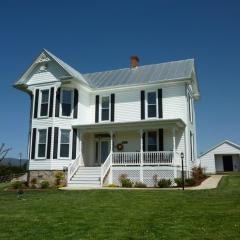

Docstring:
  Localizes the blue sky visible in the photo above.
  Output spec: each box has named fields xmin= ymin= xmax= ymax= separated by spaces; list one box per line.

xmin=0 ymin=0 xmax=240 ymax=158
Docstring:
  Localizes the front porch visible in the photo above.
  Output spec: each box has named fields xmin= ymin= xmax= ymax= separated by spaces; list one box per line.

xmin=68 ymin=119 xmax=186 ymax=187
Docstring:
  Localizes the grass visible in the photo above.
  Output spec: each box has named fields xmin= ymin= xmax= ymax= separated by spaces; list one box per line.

xmin=0 ymin=175 xmax=240 ymax=240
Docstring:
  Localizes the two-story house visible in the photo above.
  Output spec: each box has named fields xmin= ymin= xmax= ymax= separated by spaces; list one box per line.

xmin=14 ymin=49 xmax=200 ymax=187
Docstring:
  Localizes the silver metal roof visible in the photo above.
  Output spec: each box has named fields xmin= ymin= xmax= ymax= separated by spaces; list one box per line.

xmin=83 ymin=59 xmax=194 ymax=89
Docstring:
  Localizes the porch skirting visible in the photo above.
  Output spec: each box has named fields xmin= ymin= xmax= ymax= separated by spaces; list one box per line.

xmin=109 ymin=166 xmax=183 ymax=187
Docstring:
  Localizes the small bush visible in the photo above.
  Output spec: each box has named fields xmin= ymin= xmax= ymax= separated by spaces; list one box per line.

xmin=174 ymin=178 xmax=183 ymax=187
xmin=158 ymin=179 xmax=171 ymax=188
xmin=192 ymin=166 xmax=206 ymax=181
xmin=185 ymin=178 xmax=196 ymax=186
xmin=55 ymin=171 xmax=65 ymax=186
xmin=30 ymin=178 xmax=37 ymax=185
xmin=121 ymin=178 xmax=133 ymax=188
xmin=40 ymin=180 xmax=49 ymax=189
xmin=11 ymin=181 xmax=24 ymax=190
xmin=134 ymin=181 xmax=147 ymax=188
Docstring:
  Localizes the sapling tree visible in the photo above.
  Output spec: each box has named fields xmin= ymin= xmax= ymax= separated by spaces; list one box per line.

xmin=0 ymin=143 xmax=11 ymax=162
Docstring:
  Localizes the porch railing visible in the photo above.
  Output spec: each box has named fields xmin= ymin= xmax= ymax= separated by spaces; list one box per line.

xmin=112 ymin=151 xmax=173 ymax=166
xmin=68 ymin=153 xmax=82 ymax=182
xmin=112 ymin=152 xmax=141 ymax=165
xmin=101 ymin=152 xmax=112 ymax=186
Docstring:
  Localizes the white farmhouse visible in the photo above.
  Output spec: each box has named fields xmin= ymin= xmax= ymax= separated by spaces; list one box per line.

xmin=14 ymin=50 xmax=200 ymax=187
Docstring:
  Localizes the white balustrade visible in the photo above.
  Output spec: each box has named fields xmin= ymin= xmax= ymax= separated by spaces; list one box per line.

xmin=68 ymin=154 xmax=82 ymax=182
xmin=111 ymin=151 xmax=173 ymax=166
xmin=101 ymin=153 xmax=112 ymax=186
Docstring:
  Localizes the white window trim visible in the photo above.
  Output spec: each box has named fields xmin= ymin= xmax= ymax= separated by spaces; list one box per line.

xmin=58 ymin=128 xmax=72 ymax=160
xmin=146 ymin=130 xmax=159 ymax=151
xmin=60 ymin=88 xmax=74 ymax=118
xmin=100 ymin=95 xmax=110 ymax=122
xmin=187 ymin=89 xmax=193 ymax=123
xmin=36 ymin=128 xmax=48 ymax=159
xmin=38 ymin=88 xmax=50 ymax=118
xmin=145 ymin=90 xmax=158 ymax=119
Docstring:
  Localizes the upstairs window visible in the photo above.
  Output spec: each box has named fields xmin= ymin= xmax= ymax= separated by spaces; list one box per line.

xmin=61 ymin=89 xmax=73 ymax=117
xmin=40 ymin=89 xmax=49 ymax=117
xmin=60 ymin=129 xmax=71 ymax=158
xmin=101 ymin=96 xmax=110 ymax=121
xmin=38 ymin=129 xmax=47 ymax=158
xmin=147 ymin=131 xmax=157 ymax=151
xmin=147 ymin=91 xmax=157 ymax=118
xmin=188 ymin=92 xmax=193 ymax=123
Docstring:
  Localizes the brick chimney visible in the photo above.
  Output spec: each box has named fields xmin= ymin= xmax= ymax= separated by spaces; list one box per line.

xmin=130 ymin=56 xmax=139 ymax=68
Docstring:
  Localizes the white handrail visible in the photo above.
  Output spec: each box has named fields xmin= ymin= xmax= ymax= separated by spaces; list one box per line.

xmin=101 ymin=152 xmax=112 ymax=186
xmin=112 ymin=151 xmax=173 ymax=166
xmin=68 ymin=153 xmax=82 ymax=182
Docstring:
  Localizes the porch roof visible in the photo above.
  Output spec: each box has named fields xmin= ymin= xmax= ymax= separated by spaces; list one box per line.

xmin=72 ymin=118 xmax=185 ymax=132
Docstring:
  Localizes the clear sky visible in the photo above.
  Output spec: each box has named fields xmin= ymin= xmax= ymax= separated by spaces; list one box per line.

xmin=0 ymin=0 xmax=240 ymax=158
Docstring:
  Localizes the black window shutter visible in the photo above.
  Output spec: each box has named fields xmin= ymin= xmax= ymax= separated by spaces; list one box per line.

xmin=158 ymin=89 xmax=163 ymax=118
xmin=95 ymin=95 xmax=99 ymax=123
xmin=143 ymin=132 xmax=146 ymax=152
xmin=47 ymin=127 xmax=52 ymax=159
xmin=141 ymin=91 xmax=145 ymax=120
xmin=34 ymin=89 xmax=39 ymax=118
xmin=158 ymin=129 xmax=164 ymax=151
xmin=53 ymin=127 xmax=59 ymax=159
xmin=31 ymin=128 xmax=36 ymax=159
xmin=73 ymin=89 xmax=79 ymax=118
xmin=111 ymin=93 xmax=115 ymax=122
xmin=49 ymin=87 xmax=54 ymax=117
xmin=29 ymin=94 xmax=33 ymax=119
xmin=72 ymin=129 xmax=77 ymax=159
xmin=55 ymin=88 xmax=60 ymax=117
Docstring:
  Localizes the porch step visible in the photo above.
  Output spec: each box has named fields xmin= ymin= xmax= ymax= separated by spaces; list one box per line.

xmin=68 ymin=166 xmax=101 ymax=187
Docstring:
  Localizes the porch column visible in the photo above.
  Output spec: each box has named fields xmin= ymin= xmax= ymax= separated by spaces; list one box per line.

xmin=109 ymin=131 xmax=113 ymax=184
xmin=79 ymin=131 xmax=83 ymax=166
xmin=140 ymin=129 xmax=143 ymax=182
xmin=172 ymin=128 xmax=177 ymax=178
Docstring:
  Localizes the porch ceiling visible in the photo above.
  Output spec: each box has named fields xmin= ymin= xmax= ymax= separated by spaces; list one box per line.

xmin=72 ymin=118 xmax=185 ymax=132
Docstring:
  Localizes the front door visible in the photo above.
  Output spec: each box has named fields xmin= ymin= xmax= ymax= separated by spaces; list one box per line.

xmin=223 ymin=155 xmax=233 ymax=171
xmin=100 ymin=140 xmax=110 ymax=164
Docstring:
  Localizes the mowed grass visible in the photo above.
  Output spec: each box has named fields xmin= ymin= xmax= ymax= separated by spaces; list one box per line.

xmin=0 ymin=175 xmax=240 ymax=240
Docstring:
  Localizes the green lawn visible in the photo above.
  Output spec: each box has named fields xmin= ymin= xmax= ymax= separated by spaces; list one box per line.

xmin=0 ymin=175 xmax=240 ymax=240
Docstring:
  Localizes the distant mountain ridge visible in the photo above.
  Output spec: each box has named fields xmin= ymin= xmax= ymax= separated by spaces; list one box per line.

xmin=1 ymin=158 xmax=28 ymax=167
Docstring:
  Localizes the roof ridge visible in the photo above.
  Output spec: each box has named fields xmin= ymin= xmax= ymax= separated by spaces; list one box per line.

xmin=83 ymin=58 xmax=194 ymax=76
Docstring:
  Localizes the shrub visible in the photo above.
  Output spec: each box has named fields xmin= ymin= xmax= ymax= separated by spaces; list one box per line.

xmin=158 ymin=179 xmax=171 ymax=188
xmin=55 ymin=171 xmax=65 ymax=186
xmin=185 ymin=178 xmax=196 ymax=186
xmin=30 ymin=178 xmax=37 ymax=185
xmin=174 ymin=178 xmax=183 ymax=187
xmin=121 ymin=178 xmax=133 ymax=188
xmin=40 ymin=180 xmax=49 ymax=189
xmin=11 ymin=181 xmax=24 ymax=190
xmin=118 ymin=174 xmax=133 ymax=188
xmin=192 ymin=166 xmax=206 ymax=181
xmin=134 ymin=181 xmax=147 ymax=188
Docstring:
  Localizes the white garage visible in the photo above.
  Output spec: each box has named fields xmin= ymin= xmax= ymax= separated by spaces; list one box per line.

xmin=200 ymin=140 xmax=240 ymax=174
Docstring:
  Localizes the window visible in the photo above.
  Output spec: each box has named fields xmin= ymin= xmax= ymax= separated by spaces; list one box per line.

xmin=190 ymin=131 xmax=194 ymax=161
xmin=61 ymin=90 xmax=73 ymax=117
xmin=40 ymin=89 xmax=49 ymax=117
xmin=101 ymin=96 xmax=110 ymax=121
xmin=147 ymin=131 xmax=157 ymax=151
xmin=188 ymin=92 xmax=193 ymax=123
xmin=147 ymin=91 xmax=157 ymax=118
xmin=60 ymin=129 xmax=71 ymax=158
xmin=38 ymin=129 xmax=47 ymax=158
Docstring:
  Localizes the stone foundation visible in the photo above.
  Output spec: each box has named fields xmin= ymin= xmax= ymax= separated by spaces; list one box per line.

xmin=28 ymin=170 xmax=67 ymax=186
